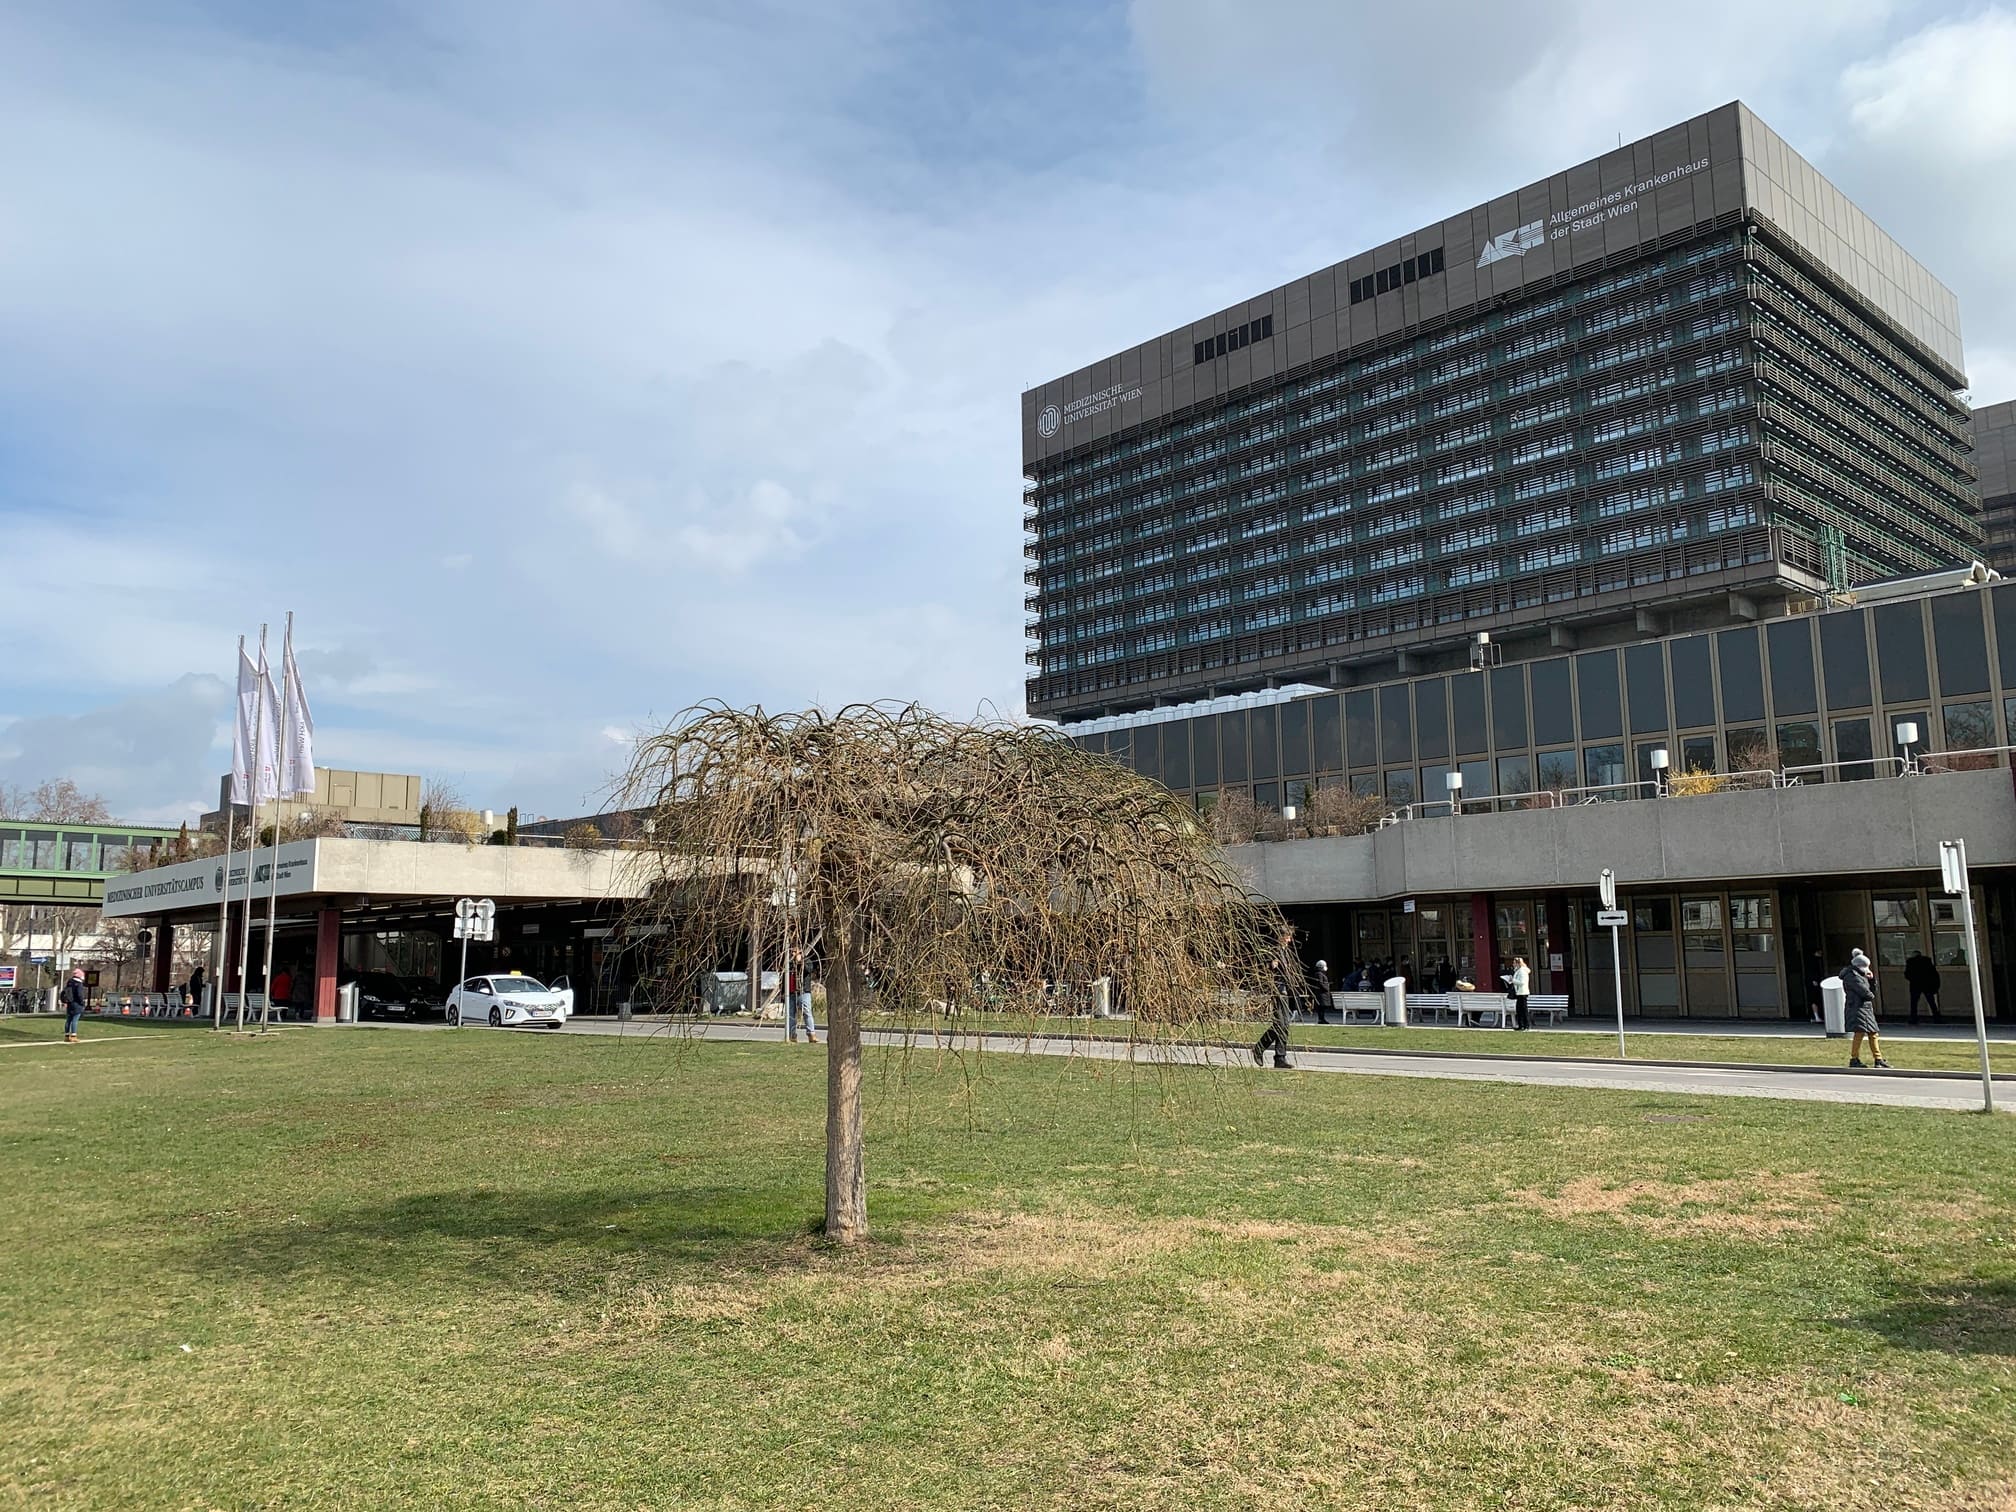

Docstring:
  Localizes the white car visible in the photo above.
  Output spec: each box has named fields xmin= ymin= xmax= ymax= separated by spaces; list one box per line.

xmin=446 ymin=974 xmax=571 ymax=1029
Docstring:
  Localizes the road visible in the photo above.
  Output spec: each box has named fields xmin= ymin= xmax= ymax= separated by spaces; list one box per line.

xmin=557 ymin=1018 xmax=2008 ymax=1114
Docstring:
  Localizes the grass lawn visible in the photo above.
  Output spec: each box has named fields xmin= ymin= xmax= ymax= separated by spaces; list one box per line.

xmin=2 ymin=1017 xmax=2012 ymax=1510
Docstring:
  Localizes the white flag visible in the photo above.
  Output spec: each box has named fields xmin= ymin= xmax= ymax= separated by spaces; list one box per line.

xmin=230 ymin=645 xmax=261 ymax=804
xmin=256 ymin=655 xmax=282 ymax=803
xmin=281 ymin=637 xmax=315 ymax=797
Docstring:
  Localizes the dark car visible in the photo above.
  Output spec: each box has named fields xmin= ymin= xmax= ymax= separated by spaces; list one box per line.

xmin=401 ymin=977 xmax=450 ymax=1020
xmin=351 ymin=971 xmax=417 ymax=1021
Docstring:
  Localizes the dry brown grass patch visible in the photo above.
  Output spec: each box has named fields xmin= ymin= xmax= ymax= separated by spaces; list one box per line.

xmin=1511 ymin=1171 xmax=1837 ymax=1238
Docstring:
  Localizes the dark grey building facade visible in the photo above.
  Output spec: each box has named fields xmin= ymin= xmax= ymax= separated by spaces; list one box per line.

xmin=1975 ymin=399 xmax=2016 ymax=573
xmin=1023 ymin=103 xmax=1981 ymax=724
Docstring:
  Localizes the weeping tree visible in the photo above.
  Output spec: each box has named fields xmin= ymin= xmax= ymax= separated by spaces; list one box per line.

xmin=615 ymin=702 xmax=1284 ymax=1244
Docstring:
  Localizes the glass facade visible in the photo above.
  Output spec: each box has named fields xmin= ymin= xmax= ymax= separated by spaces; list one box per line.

xmin=1076 ymin=585 xmax=2015 ymax=810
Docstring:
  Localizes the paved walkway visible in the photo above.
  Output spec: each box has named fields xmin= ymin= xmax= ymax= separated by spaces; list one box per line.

xmin=559 ymin=1019 xmax=2007 ymax=1114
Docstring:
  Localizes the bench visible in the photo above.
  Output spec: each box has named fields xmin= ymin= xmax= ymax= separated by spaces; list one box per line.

xmin=1407 ymin=992 xmax=1454 ymax=1025
xmin=1329 ymin=991 xmax=1387 ymax=1025
xmin=1527 ymin=993 xmax=1570 ymax=1026
xmin=1451 ymin=991 xmax=1515 ymax=1028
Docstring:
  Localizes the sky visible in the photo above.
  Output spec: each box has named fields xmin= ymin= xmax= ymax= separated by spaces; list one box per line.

xmin=2 ymin=0 xmax=2012 ymax=825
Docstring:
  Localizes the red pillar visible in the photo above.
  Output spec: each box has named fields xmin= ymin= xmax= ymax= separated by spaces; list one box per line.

xmin=150 ymin=920 xmax=175 ymax=993
xmin=313 ymin=907 xmax=341 ymax=1023
xmin=1470 ymin=893 xmax=1497 ymax=995
xmin=1544 ymin=893 xmax=1571 ymax=1001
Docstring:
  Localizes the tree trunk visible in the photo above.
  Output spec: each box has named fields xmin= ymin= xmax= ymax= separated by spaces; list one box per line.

xmin=824 ymin=919 xmax=868 ymax=1243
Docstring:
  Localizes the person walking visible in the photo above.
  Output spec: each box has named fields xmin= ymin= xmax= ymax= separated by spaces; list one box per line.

xmin=187 ymin=963 xmax=206 ymax=1013
xmin=786 ymin=948 xmax=818 ymax=1045
xmin=61 ymin=967 xmax=88 ymax=1043
xmin=1311 ymin=958 xmax=1332 ymax=1025
xmin=1903 ymin=949 xmax=1942 ymax=1024
xmin=1509 ymin=954 xmax=1532 ymax=1030
xmin=1844 ymin=948 xmax=1890 ymax=1069
xmin=1253 ymin=929 xmax=1306 ymax=1069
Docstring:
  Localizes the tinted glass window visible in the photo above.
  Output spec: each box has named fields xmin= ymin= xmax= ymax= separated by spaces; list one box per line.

xmin=1312 ymin=696 xmax=1343 ymax=771
xmin=1133 ymin=724 xmax=1161 ymax=782
xmin=1530 ymin=658 xmax=1574 ymax=745
xmin=1384 ymin=768 xmax=1416 ymax=805
xmin=1832 ymin=717 xmax=1872 ymax=779
xmin=1105 ymin=729 xmax=1132 ymax=767
xmin=1766 ymin=619 xmax=1817 ymax=716
xmin=1490 ymin=665 xmax=1529 ymax=749
xmin=1278 ymin=699 xmax=1311 ymax=776
xmin=1161 ymin=720 xmax=1191 ymax=790
xmin=1192 ymin=714 xmax=1220 ymax=789
xmin=1669 ymin=636 xmax=1714 ymax=729
xmin=1625 ymin=643 xmax=1668 ymax=735
xmin=1716 ymin=627 xmax=1764 ymax=722
xmin=1931 ymin=592 xmax=1991 ymax=697
xmin=1451 ymin=673 xmax=1488 ymax=756
xmin=1496 ymin=753 xmax=1532 ymax=795
xmin=1995 ymin=584 xmax=2016 ymax=688
xmin=1345 ymin=691 xmax=1376 ymax=768
xmin=1220 ymin=710 xmax=1249 ymax=783
xmin=1874 ymin=602 xmax=1929 ymax=704
xmin=1776 ymin=719 xmax=1821 ymax=772
xmin=1249 ymin=708 xmax=1279 ymax=781
xmin=1414 ymin=677 xmax=1450 ymax=761
xmin=1576 ymin=651 xmax=1621 ymax=740
xmin=1584 ymin=743 xmax=1624 ymax=790
xmin=1818 ymin=611 xmax=1871 ymax=710
xmin=1379 ymin=685 xmax=1413 ymax=765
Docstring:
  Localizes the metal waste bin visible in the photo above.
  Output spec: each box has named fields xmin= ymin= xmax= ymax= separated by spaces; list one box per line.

xmin=337 ymin=983 xmax=360 ymax=1024
xmin=1383 ymin=976 xmax=1408 ymax=1027
xmin=1820 ymin=976 xmax=1846 ymax=1038
xmin=617 ymin=998 xmax=633 ymax=1022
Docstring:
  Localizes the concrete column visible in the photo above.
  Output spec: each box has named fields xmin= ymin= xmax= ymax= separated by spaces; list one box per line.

xmin=313 ymin=907 xmax=341 ymax=1023
xmin=150 ymin=919 xmax=175 ymax=993
xmin=1470 ymin=894 xmax=1496 ymax=994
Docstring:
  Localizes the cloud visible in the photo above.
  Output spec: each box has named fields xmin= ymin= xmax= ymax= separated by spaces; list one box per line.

xmin=0 ymin=676 xmax=229 ymax=824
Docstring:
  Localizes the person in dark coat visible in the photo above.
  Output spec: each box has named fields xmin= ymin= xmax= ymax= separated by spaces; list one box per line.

xmin=1435 ymin=957 xmax=1458 ymax=993
xmin=1311 ymin=959 xmax=1333 ymax=1024
xmin=1253 ymin=929 xmax=1308 ymax=1069
xmin=1843 ymin=948 xmax=1890 ymax=1068
xmin=1903 ymin=950 xmax=1941 ymax=1024
xmin=62 ymin=968 xmax=88 ymax=1043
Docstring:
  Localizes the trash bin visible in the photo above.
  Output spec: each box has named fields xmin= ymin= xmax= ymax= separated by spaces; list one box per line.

xmin=1383 ymin=975 xmax=1408 ymax=1027
xmin=1091 ymin=976 xmax=1112 ymax=1018
xmin=337 ymin=983 xmax=360 ymax=1024
xmin=617 ymin=999 xmax=633 ymax=1022
xmin=1820 ymin=976 xmax=1846 ymax=1038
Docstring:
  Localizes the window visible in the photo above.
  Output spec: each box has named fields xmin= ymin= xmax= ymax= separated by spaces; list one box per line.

xmin=1577 ymin=650 xmax=1622 ymax=740
xmin=1313 ymin=695 xmax=1343 ymax=771
xmin=1776 ymin=720 xmax=1822 ymax=772
xmin=1584 ymin=743 xmax=1625 ymax=792
xmin=1193 ymin=716 xmax=1220 ymax=788
xmin=1818 ymin=611 xmax=1872 ymax=710
xmin=1220 ymin=710 xmax=1249 ymax=783
xmin=1279 ymin=699 xmax=1311 ymax=777
xmin=1766 ymin=619 xmax=1818 ymax=717
xmin=1874 ymin=602 xmax=1929 ymax=704
xmin=1193 ymin=313 xmax=1275 ymax=366
xmin=1345 ymin=690 xmax=1376 ymax=768
xmin=1625 ymin=644 xmax=1668 ymax=736
xmin=1670 ymin=636 xmax=1714 ymax=729
xmin=1717 ymin=627 xmax=1765 ymax=722
xmin=1833 ymin=717 xmax=1874 ymax=781
xmin=1379 ymin=685 xmax=1413 ymax=764
xmin=1517 ymin=541 xmax=1579 ymax=571
xmin=1531 ymin=658 xmax=1574 ymax=745
xmin=1490 ymin=665 xmax=1528 ymax=750
xmin=1415 ymin=677 xmax=1450 ymax=761
xmin=1349 ymin=249 xmax=1444 ymax=305
xmin=1943 ymin=701 xmax=1996 ymax=765
xmin=1931 ymin=593 xmax=1991 ymax=697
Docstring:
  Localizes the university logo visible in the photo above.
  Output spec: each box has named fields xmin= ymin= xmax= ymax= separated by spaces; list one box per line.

xmin=1476 ymin=219 xmax=1546 ymax=267
xmin=1037 ymin=404 xmax=1061 ymax=438
xmin=214 ymin=866 xmax=225 ymax=893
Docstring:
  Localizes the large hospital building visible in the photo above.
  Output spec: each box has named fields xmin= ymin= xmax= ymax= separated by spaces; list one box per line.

xmin=1021 ymin=103 xmax=2016 ymax=1023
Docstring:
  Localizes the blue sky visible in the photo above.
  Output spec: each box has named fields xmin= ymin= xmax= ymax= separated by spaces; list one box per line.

xmin=3 ymin=0 xmax=2013 ymax=824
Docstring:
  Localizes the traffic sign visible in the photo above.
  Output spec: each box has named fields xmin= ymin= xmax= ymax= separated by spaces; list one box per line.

xmin=453 ymin=896 xmax=497 ymax=942
xmin=1598 ymin=868 xmax=1616 ymax=910
xmin=1596 ymin=908 xmax=1628 ymax=928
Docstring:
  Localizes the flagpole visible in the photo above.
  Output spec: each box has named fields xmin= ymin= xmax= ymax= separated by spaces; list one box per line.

xmin=213 ymin=635 xmax=245 ymax=1030
xmin=257 ymin=613 xmax=295 ymax=1033
xmin=234 ymin=623 xmax=270 ymax=1033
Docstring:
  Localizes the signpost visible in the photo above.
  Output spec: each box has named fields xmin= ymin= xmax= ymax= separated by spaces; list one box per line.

xmin=1938 ymin=840 xmax=1995 ymax=1114
xmin=453 ymin=898 xmax=496 ymax=996
xmin=1599 ymin=868 xmax=1626 ymax=1058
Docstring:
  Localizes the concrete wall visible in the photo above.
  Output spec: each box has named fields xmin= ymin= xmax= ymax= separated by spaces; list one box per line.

xmin=1226 ymin=768 xmax=2016 ymax=905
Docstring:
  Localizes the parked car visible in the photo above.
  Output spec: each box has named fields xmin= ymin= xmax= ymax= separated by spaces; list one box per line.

xmin=445 ymin=973 xmax=569 ymax=1029
xmin=401 ymin=976 xmax=450 ymax=1019
xmin=350 ymin=971 xmax=417 ymax=1022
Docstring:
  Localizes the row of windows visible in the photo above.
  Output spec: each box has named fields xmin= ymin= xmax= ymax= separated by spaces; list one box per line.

xmin=1348 ymin=247 xmax=1447 ymax=305
xmin=1067 ymin=588 xmax=2016 ymax=780
xmin=1032 ymin=238 xmax=1745 ymax=491
xmin=0 ymin=832 xmax=163 ymax=872
xmin=1193 ymin=313 xmax=1275 ymax=367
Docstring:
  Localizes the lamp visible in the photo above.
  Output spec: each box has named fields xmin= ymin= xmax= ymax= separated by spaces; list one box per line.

xmin=1281 ymin=804 xmax=1298 ymax=822
xmin=1445 ymin=770 xmax=1464 ymax=815
xmin=1895 ymin=720 xmax=1920 ymax=774
xmin=1649 ymin=747 xmax=1670 ymax=796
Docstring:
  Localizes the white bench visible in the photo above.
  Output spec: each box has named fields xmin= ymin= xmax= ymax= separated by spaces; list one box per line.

xmin=1527 ymin=993 xmax=1570 ymax=1026
xmin=1329 ymin=991 xmax=1386 ymax=1025
xmin=1452 ymin=991 xmax=1515 ymax=1028
xmin=1407 ymin=992 xmax=1454 ymax=1025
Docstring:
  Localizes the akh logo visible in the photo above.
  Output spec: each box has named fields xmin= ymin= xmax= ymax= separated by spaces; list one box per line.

xmin=1476 ymin=219 xmax=1546 ymax=267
